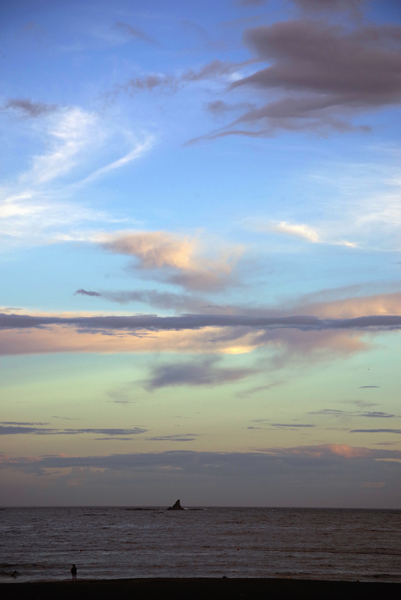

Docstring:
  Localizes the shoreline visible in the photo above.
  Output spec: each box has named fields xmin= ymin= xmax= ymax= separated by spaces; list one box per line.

xmin=2 ymin=577 xmax=401 ymax=600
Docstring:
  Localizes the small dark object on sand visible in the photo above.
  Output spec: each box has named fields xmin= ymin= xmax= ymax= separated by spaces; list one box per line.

xmin=167 ymin=499 xmax=184 ymax=510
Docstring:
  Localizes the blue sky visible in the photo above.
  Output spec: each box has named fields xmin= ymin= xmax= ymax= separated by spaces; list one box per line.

xmin=1 ymin=0 xmax=401 ymax=507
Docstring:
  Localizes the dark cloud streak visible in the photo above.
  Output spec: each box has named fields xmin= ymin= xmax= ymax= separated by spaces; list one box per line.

xmin=0 ymin=426 xmax=147 ymax=436
xmin=238 ymin=0 xmax=367 ymax=10
xmin=309 ymin=410 xmax=396 ymax=418
xmin=351 ymin=429 xmax=401 ymax=434
xmin=271 ymin=423 xmax=315 ymax=428
xmin=3 ymin=98 xmax=58 ymax=118
xmin=3 ymin=312 xmax=401 ymax=332
xmin=75 ymin=289 xmax=101 ymax=297
xmin=294 ymin=0 xmax=366 ymax=11
xmin=145 ymin=358 xmax=255 ymax=390
xmin=198 ymin=19 xmax=401 ymax=139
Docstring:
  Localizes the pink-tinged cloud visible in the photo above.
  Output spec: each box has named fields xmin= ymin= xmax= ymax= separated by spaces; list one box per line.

xmin=263 ymin=444 xmax=383 ymax=459
xmin=298 ymin=292 xmax=401 ymax=320
xmin=0 ymin=324 xmax=264 ymax=356
xmin=97 ymin=231 xmax=242 ymax=291
xmin=0 ymin=313 xmax=374 ymax=365
xmin=1 ymin=308 xmax=401 ymax=361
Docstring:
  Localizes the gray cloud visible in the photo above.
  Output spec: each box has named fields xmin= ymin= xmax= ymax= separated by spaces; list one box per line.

xmin=310 ymin=409 xmax=395 ymax=418
xmin=237 ymin=381 xmax=282 ymax=398
xmin=115 ymin=21 xmax=159 ymax=46
xmin=238 ymin=0 xmax=367 ymax=10
xmin=201 ymin=19 xmax=401 ymax=138
xmin=51 ymin=416 xmax=80 ymax=421
xmin=348 ymin=400 xmax=377 ymax=409
xmin=75 ymin=289 xmax=102 ymax=297
xmin=205 ymin=100 xmax=256 ymax=118
xmin=351 ymin=429 xmax=401 ymax=434
xmin=0 ymin=421 xmax=49 ymax=426
xmin=238 ymin=0 xmax=267 ymax=6
xmin=146 ymin=433 xmax=201 ymax=442
xmin=294 ymin=0 xmax=366 ymax=11
xmin=75 ymin=288 xmax=215 ymax=313
xmin=183 ymin=60 xmax=239 ymax=83
xmin=3 ymin=312 xmax=401 ymax=332
xmin=0 ymin=426 xmax=57 ymax=435
xmin=118 ymin=60 xmax=237 ymax=95
xmin=94 ymin=437 xmax=139 ymax=441
xmin=117 ymin=73 xmax=177 ymax=93
xmin=359 ymin=385 xmax=380 ymax=389
xmin=3 ymin=444 xmax=400 ymax=506
xmin=2 ymin=444 xmax=401 ymax=474
xmin=181 ymin=20 xmax=226 ymax=52
xmin=145 ymin=357 xmax=255 ymax=390
xmin=360 ymin=412 xmax=395 ymax=418
xmin=0 ymin=426 xmax=147 ymax=436
xmin=62 ymin=428 xmax=147 ymax=436
xmin=3 ymin=98 xmax=58 ymax=118
xmin=271 ymin=423 xmax=315 ymax=428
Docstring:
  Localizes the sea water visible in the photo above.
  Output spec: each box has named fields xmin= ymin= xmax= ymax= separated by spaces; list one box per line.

xmin=1 ymin=507 xmax=400 ymax=583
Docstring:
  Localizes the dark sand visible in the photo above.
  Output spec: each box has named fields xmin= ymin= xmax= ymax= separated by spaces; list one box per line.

xmin=2 ymin=578 xmax=400 ymax=600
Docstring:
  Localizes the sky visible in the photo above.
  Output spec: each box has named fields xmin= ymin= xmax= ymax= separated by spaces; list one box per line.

xmin=1 ymin=0 xmax=401 ymax=507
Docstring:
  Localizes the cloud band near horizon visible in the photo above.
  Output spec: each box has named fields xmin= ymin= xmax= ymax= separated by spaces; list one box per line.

xmin=2 ymin=312 xmax=401 ymax=332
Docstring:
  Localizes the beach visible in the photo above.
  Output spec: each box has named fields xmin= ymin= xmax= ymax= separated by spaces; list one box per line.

xmin=2 ymin=578 xmax=401 ymax=600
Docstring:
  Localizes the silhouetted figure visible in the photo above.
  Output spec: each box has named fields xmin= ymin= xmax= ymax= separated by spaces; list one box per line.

xmin=71 ymin=564 xmax=77 ymax=581
xmin=167 ymin=499 xmax=184 ymax=510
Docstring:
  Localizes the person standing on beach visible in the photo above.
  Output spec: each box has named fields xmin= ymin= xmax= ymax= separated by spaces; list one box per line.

xmin=71 ymin=564 xmax=77 ymax=581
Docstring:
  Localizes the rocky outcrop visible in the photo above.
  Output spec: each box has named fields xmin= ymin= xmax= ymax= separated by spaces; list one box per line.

xmin=167 ymin=499 xmax=184 ymax=510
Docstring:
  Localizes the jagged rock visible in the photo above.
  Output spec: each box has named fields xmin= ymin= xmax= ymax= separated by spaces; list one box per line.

xmin=167 ymin=499 xmax=184 ymax=510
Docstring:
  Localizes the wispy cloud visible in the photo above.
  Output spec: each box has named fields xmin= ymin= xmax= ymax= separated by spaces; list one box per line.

xmin=0 ymin=107 xmax=153 ymax=247
xmin=81 ymin=137 xmax=154 ymax=185
xmin=242 ymin=150 xmax=401 ymax=252
xmin=115 ymin=21 xmax=159 ymax=46
xmin=75 ymin=288 xmax=214 ymax=313
xmin=245 ymin=217 xmax=357 ymax=247
xmin=270 ymin=221 xmax=320 ymax=243
xmin=112 ymin=59 xmax=244 ymax=99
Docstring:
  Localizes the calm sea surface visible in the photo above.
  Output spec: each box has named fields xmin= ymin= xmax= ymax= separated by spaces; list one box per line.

xmin=1 ymin=507 xmax=400 ymax=583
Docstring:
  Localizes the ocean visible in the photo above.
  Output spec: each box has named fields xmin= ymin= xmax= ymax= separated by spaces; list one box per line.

xmin=1 ymin=507 xmax=400 ymax=583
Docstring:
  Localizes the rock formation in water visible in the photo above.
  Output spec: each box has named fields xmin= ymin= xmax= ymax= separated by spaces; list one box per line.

xmin=167 ymin=499 xmax=184 ymax=510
